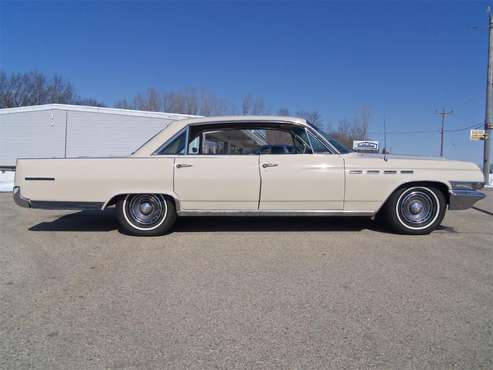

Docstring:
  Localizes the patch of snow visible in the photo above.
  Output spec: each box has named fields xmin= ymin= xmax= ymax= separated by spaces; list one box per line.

xmin=486 ymin=174 xmax=493 ymax=188
xmin=0 ymin=171 xmax=15 ymax=192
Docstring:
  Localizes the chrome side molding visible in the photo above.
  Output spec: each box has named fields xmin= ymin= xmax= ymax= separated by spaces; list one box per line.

xmin=177 ymin=209 xmax=374 ymax=217
xmin=25 ymin=177 xmax=55 ymax=181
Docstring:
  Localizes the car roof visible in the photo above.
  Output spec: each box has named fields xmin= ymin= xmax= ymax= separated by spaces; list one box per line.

xmin=168 ymin=115 xmax=309 ymax=129
xmin=133 ymin=115 xmax=310 ymax=156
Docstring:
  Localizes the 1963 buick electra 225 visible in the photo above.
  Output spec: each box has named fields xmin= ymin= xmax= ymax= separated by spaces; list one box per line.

xmin=13 ymin=116 xmax=485 ymax=236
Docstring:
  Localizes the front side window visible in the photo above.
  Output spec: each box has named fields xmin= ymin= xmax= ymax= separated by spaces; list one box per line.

xmin=306 ymin=122 xmax=351 ymax=154
xmin=307 ymin=130 xmax=331 ymax=153
xmin=188 ymin=124 xmax=312 ymax=155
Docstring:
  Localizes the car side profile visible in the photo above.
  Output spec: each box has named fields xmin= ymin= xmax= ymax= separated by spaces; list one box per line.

xmin=13 ymin=116 xmax=485 ymax=235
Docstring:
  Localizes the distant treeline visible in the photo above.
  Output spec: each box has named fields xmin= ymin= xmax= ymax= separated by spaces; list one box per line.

xmin=0 ymin=70 xmax=105 ymax=108
xmin=0 ymin=70 xmax=369 ymax=147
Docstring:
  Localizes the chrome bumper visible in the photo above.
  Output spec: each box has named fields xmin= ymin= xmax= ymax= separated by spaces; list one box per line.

xmin=449 ymin=189 xmax=486 ymax=210
xmin=13 ymin=186 xmax=31 ymax=208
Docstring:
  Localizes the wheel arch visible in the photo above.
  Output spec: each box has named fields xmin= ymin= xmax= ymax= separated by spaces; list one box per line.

xmin=102 ymin=192 xmax=181 ymax=211
xmin=376 ymin=180 xmax=450 ymax=215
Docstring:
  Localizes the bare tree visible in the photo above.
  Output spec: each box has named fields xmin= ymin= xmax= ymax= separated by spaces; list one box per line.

xmin=76 ymin=98 xmax=106 ymax=107
xmin=351 ymin=105 xmax=371 ymax=141
xmin=277 ymin=107 xmax=290 ymax=116
xmin=0 ymin=70 xmax=104 ymax=108
xmin=241 ymin=94 xmax=266 ymax=115
xmin=114 ymin=99 xmax=133 ymax=109
xmin=329 ymin=106 xmax=371 ymax=147
xmin=146 ymin=88 xmax=162 ymax=112
xmin=46 ymin=74 xmax=76 ymax=104
xmin=117 ymin=88 xmax=231 ymax=116
xmin=296 ymin=110 xmax=323 ymax=127
xmin=242 ymin=94 xmax=253 ymax=115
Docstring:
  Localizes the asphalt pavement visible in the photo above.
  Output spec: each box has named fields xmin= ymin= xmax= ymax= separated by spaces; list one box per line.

xmin=1 ymin=190 xmax=492 ymax=369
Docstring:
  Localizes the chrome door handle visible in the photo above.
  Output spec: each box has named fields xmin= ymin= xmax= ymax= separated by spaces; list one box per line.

xmin=262 ymin=163 xmax=278 ymax=168
xmin=176 ymin=163 xmax=193 ymax=168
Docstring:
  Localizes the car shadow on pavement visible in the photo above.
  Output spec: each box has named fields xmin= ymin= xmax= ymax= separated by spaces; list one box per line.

xmin=29 ymin=209 xmax=118 ymax=232
xmin=28 ymin=209 xmax=392 ymax=233
xmin=173 ymin=216 xmax=381 ymax=233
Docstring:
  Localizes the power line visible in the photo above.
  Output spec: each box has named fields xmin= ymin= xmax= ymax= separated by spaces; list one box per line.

xmin=368 ymin=122 xmax=482 ymax=135
xmin=445 ymin=122 xmax=483 ymax=132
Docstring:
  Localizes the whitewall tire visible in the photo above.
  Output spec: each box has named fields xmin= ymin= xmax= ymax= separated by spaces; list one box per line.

xmin=382 ymin=185 xmax=446 ymax=235
xmin=116 ymin=194 xmax=176 ymax=236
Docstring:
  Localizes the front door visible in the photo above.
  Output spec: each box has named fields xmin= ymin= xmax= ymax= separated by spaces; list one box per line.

xmin=257 ymin=125 xmax=345 ymax=210
xmin=259 ymin=154 xmax=345 ymax=210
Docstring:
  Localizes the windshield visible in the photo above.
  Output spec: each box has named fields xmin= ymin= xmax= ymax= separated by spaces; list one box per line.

xmin=307 ymin=122 xmax=352 ymax=154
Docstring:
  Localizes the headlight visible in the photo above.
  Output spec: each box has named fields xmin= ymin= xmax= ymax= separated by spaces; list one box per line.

xmin=450 ymin=181 xmax=484 ymax=190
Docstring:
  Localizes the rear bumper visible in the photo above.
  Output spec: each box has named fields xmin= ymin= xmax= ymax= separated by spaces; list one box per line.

xmin=449 ymin=189 xmax=486 ymax=210
xmin=13 ymin=186 xmax=103 ymax=210
xmin=13 ymin=186 xmax=31 ymax=208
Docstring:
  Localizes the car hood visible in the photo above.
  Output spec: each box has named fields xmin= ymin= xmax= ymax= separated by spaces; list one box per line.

xmin=343 ymin=152 xmax=481 ymax=171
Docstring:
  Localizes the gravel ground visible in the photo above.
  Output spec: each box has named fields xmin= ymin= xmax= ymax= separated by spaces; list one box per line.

xmin=1 ymin=191 xmax=492 ymax=370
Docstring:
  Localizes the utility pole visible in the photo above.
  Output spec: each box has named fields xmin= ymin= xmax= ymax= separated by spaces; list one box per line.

xmin=383 ymin=115 xmax=388 ymax=154
xmin=483 ymin=9 xmax=493 ymax=184
xmin=436 ymin=108 xmax=453 ymax=157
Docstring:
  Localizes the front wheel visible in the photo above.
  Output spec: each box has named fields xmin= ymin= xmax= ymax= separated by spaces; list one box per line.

xmin=116 ymin=194 xmax=176 ymax=236
xmin=382 ymin=186 xmax=446 ymax=235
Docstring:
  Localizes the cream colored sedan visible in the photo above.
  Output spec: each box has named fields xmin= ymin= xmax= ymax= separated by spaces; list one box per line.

xmin=13 ymin=116 xmax=485 ymax=235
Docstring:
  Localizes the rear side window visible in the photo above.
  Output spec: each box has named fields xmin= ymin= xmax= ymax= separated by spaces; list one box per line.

xmin=156 ymin=131 xmax=186 ymax=155
xmin=202 ymin=129 xmax=261 ymax=155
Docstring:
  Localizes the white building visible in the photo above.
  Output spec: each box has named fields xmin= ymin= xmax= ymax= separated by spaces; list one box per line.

xmin=0 ymin=104 xmax=195 ymax=191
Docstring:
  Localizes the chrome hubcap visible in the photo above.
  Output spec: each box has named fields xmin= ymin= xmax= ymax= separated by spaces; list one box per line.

xmin=409 ymin=201 xmax=423 ymax=215
xmin=399 ymin=189 xmax=437 ymax=226
xmin=127 ymin=194 xmax=166 ymax=226
xmin=140 ymin=202 xmax=153 ymax=215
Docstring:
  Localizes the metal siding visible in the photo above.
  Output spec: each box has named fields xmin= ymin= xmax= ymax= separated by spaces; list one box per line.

xmin=0 ymin=110 xmax=66 ymax=166
xmin=65 ymin=111 xmax=172 ymax=157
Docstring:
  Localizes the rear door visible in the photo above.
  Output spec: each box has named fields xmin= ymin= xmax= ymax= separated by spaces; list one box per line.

xmin=172 ymin=125 xmax=260 ymax=210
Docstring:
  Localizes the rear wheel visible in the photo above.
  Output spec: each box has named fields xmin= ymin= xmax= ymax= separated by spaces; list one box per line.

xmin=116 ymin=194 xmax=176 ymax=236
xmin=382 ymin=185 xmax=446 ymax=235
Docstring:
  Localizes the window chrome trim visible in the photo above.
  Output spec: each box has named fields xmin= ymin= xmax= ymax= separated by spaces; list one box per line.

xmin=305 ymin=127 xmax=338 ymax=154
xmin=304 ymin=127 xmax=315 ymax=154
xmin=184 ymin=126 xmax=190 ymax=155
xmin=152 ymin=122 xmax=339 ymax=156
xmin=152 ymin=127 xmax=189 ymax=156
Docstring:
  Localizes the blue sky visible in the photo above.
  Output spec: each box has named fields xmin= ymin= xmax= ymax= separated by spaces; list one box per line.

xmin=0 ymin=0 xmax=491 ymax=164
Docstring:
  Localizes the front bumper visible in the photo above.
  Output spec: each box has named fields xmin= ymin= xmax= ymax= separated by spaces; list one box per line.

xmin=13 ymin=186 xmax=31 ymax=208
xmin=449 ymin=189 xmax=486 ymax=210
